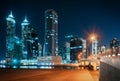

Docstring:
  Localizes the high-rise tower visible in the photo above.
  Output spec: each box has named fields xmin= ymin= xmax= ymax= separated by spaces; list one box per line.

xmin=92 ymin=40 xmax=98 ymax=54
xmin=6 ymin=11 xmax=16 ymax=63
xmin=110 ymin=38 xmax=119 ymax=55
xmin=21 ymin=16 xmax=30 ymax=59
xmin=30 ymin=28 xmax=40 ymax=58
xmin=70 ymin=37 xmax=83 ymax=62
xmin=43 ymin=9 xmax=58 ymax=56
xmin=21 ymin=17 xmax=40 ymax=59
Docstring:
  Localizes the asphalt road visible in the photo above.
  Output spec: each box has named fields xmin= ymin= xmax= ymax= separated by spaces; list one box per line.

xmin=0 ymin=69 xmax=99 ymax=81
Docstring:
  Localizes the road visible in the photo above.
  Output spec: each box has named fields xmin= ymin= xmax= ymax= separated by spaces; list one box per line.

xmin=0 ymin=69 xmax=99 ymax=81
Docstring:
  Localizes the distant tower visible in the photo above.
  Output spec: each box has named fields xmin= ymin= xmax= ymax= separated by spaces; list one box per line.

xmin=21 ymin=17 xmax=40 ymax=59
xmin=98 ymin=45 xmax=106 ymax=54
xmin=81 ymin=39 xmax=87 ymax=58
xmin=43 ymin=9 xmax=58 ymax=56
xmin=6 ymin=11 xmax=16 ymax=63
xmin=70 ymin=37 xmax=83 ymax=62
xmin=65 ymin=35 xmax=74 ymax=62
xmin=21 ymin=16 xmax=30 ymax=59
xmin=30 ymin=28 xmax=40 ymax=58
xmin=110 ymin=38 xmax=119 ymax=55
xmin=65 ymin=42 xmax=70 ymax=61
xmin=92 ymin=40 xmax=98 ymax=54
xmin=38 ymin=43 xmax=42 ymax=56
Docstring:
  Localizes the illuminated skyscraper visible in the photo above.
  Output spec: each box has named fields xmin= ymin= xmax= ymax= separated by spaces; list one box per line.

xmin=21 ymin=17 xmax=40 ymax=59
xmin=81 ymin=39 xmax=87 ymax=58
xmin=65 ymin=42 xmax=70 ymax=61
xmin=110 ymin=38 xmax=119 ymax=55
xmin=6 ymin=11 xmax=16 ymax=63
xmin=6 ymin=11 xmax=22 ymax=65
xmin=21 ymin=17 xmax=30 ymax=59
xmin=38 ymin=43 xmax=42 ymax=56
xmin=70 ymin=37 xmax=83 ymax=62
xmin=92 ymin=40 xmax=98 ymax=54
xmin=43 ymin=9 xmax=58 ymax=56
xmin=30 ymin=28 xmax=40 ymax=58
xmin=98 ymin=45 xmax=106 ymax=54
xmin=65 ymin=35 xmax=73 ymax=62
xmin=65 ymin=35 xmax=87 ymax=62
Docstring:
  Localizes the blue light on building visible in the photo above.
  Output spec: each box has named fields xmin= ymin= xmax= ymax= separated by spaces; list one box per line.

xmin=6 ymin=11 xmax=16 ymax=64
xmin=43 ymin=9 xmax=58 ymax=56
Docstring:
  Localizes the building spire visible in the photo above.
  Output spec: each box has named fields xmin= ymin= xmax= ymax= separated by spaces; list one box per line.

xmin=6 ymin=10 xmax=15 ymax=23
xmin=9 ymin=10 xmax=14 ymax=18
xmin=23 ymin=16 xmax=28 ymax=23
xmin=21 ymin=16 xmax=29 ymax=26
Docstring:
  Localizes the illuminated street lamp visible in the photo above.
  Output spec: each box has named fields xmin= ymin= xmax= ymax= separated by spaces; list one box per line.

xmin=91 ymin=36 xmax=95 ymax=41
xmin=90 ymin=34 xmax=97 ymax=41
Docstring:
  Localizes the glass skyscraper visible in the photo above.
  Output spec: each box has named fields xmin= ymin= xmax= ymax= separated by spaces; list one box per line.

xmin=43 ymin=9 xmax=58 ymax=56
xmin=21 ymin=17 xmax=40 ymax=59
xmin=6 ymin=11 xmax=42 ymax=66
xmin=6 ymin=11 xmax=22 ymax=64
xmin=70 ymin=37 xmax=83 ymax=62
xmin=21 ymin=17 xmax=30 ymax=59
xmin=6 ymin=11 xmax=16 ymax=64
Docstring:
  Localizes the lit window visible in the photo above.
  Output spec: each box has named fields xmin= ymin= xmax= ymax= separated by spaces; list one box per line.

xmin=51 ymin=33 xmax=54 ymax=36
xmin=33 ymin=46 xmax=35 ymax=48
xmin=47 ymin=36 xmax=50 ymax=38
xmin=50 ymin=16 xmax=53 ymax=18
xmin=35 ymin=37 xmax=38 ymax=40
xmin=55 ymin=20 xmax=58 ymax=23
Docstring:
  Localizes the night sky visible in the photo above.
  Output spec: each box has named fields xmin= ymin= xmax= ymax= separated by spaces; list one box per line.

xmin=0 ymin=0 xmax=120 ymax=59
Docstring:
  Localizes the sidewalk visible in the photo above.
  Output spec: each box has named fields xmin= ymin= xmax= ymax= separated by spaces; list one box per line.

xmin=89 ymin=70 xmax=99 ymax=81
xmin=67 ymin=70 xmax=95 ymax=81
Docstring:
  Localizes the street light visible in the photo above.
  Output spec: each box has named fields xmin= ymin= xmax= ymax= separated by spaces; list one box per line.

xmin=90 ymin=34 xmax=97 ymax=41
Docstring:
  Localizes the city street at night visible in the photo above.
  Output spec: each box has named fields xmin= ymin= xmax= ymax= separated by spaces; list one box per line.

xmin=1 ymin=0 xmax=120 ymax=81
xmin=0 ymin=69 xmax=99 ymax=81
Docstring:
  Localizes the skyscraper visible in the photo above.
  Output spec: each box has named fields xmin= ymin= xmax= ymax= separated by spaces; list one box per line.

xmin=30 ymin=28 xmax=40 ymax=58
xmin=43 ymin=9 xmax=58 ymax=56
xmin=21 ymin=17 xmax=30 ymax=59
xmin=110 ymin=38 xmax=119 ymax=55
xmin=65 ymin=35 xmax=73 ymax=62
xmin=81 ymin=39 xmax=87 ymax=58
xmin=21 ymin=17 xmax=40 ymax=59
xmin=70 ymin=37 xmax=83 ymax=62
xmin=92 ymin=40 xmax=98 ymax=55
xmin=6 ymin=11 xmax=22 ymax=65
xmin=65 ymin=42 xmax=70 ymax=61
xmin=6 ymin=11 xmax=16 ymax=64
xmin=98 ymin=45 xmax=106 ymax=55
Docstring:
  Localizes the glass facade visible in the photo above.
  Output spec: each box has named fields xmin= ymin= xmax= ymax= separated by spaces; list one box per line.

xmin=70 ymin=37 xmax=83 ymax=62
xmin=21 ymin=18 xmax=40 ymax=59
xmin=6 ymin=11 xmax=16 ymax=64
xmin=43 ymin=9 xmax=58 ymax=56
xmin=6 ymin=12 xmax=22 ymax=64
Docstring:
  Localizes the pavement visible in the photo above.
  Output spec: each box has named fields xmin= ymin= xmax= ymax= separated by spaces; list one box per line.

xmin=89 ymin=70 xmax=99 ymax=81
xmin=0 ymin=69 xmax=99 ymax=81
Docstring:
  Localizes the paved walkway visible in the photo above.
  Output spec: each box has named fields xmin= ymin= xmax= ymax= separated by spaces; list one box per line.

xmin=0 ymin=69 xmax=98 ymax=81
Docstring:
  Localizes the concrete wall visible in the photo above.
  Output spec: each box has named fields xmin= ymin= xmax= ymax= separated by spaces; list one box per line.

xmin=99 ymin=57 xmax=120 ymax=81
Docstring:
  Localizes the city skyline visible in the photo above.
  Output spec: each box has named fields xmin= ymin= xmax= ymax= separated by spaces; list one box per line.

xmin=1 ymin=0 xmax=120 ymax=59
